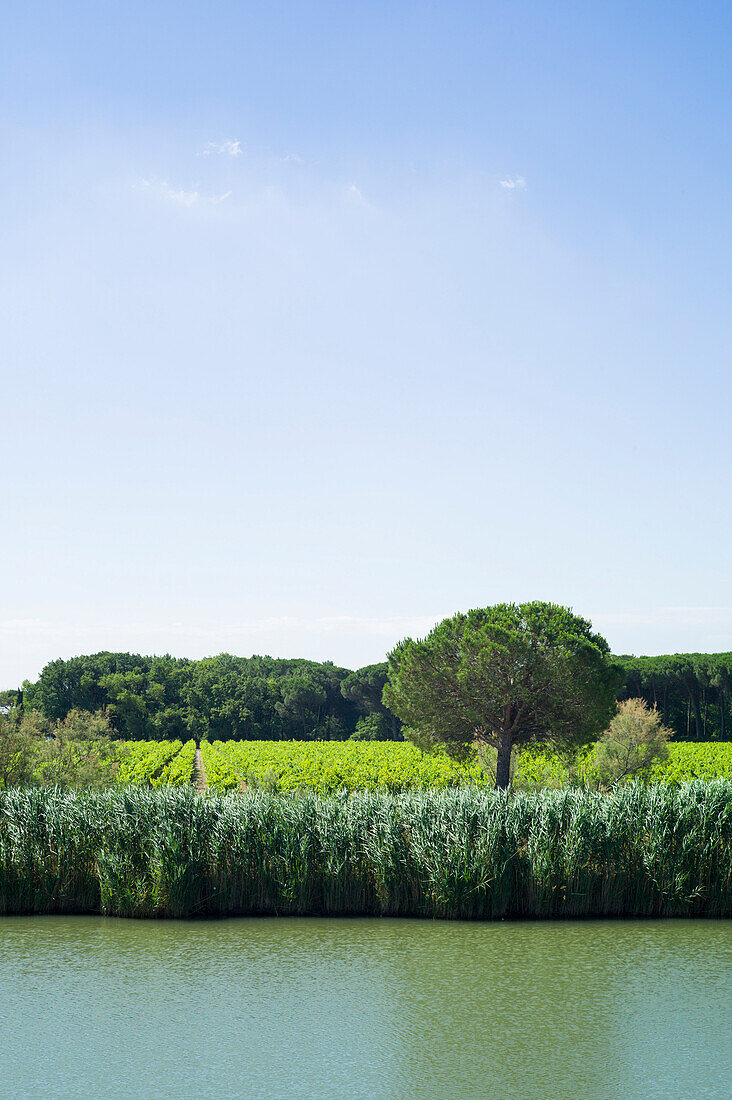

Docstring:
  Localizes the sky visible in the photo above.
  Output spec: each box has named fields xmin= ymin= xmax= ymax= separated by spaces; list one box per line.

xmin=2 ymin=1 xmax=732 ymax=685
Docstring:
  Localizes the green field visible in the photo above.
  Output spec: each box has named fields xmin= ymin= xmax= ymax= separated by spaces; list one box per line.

xmin=117 ymin=740 xmax=196 ymax=786
xmin=115 ymin=738 xmax=732 ymax=791
xmin=201 ymin=739 xmax=485 ymax=791
xmin=201 ymin=738 xmax=732 ymax=792
xmin=110 ymin=737 xmax=732 ymax=792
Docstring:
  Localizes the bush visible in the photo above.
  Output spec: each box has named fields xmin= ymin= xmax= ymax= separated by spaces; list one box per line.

xmin=0 ymin=708 xmax=120 ymax=789
xmin=591 ymin=698 xmax=670 ymax=789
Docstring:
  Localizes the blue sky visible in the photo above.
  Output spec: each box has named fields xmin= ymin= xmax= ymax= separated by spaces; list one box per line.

xmin=2 ymin=1 xmax=732 ymax=684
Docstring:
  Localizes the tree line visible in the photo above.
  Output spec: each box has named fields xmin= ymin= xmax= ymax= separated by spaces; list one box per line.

xmin=617 ymin=652 xmax=732 ymax=741
xmin=11 ymin=645 xmax=732 ymax=743
xmin=17 ymin=653 xmax=398 ymax=742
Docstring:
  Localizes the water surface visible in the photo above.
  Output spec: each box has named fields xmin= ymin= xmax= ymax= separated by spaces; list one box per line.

xmin=0 ymin=916 xmax=729 ymax=1098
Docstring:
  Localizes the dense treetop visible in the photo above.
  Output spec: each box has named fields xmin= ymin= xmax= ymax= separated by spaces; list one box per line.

xmin=384 ymin=602 xmax=620 ymax=787
xmin=21 ymin=653 xmax=398 ymax=742
xmin=15 ymin=646 xmax=732 ymax=742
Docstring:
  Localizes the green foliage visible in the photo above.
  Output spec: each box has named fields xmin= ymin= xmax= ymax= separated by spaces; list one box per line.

xmin=0 ymin=713 xmax=39 ymax=788
xmin=649 ymin=741 xmax=732 ymax=783
xmin=0 ymin=783 xmax=729 ymax=919
xmin=590 ymin=698 xmax=670 ymax=788
xmin=18 ymin=642 xmax=732 ymax=748
xmin=159 ymin=741 xmax=197 ymax=786
xmin=196 ymin=738 xmax=732 ymax=794
xmin=115 ymin=739 xmax=197 ymax=786
xmin=202 ymin=739 xmax=484 ymax=792
xmin=385 ymin=602 xmax=619 ymax=787
xmin=615 ymin=651 xmax=732 ymax=741
xmin=24 ymin=652 xmax=368 ymax=742
xmin=116 ymin=740 xmax=184 ymax=785
xmin=349 ymin=714 xmax=394 ymax=740
xmin=341 ymin=663 xmax=402 ymax=739
xmin=0 ymin=708 xmax=120 ymax=789
xmin=21 ymin=645 xmax=732 ymax=746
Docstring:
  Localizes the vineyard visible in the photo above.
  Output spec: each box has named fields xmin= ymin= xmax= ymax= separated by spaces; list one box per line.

xmin=651 ymin=741 xmax=732 ymax=783
xmin=201 ymin=739 xmax=484 ymax=791
xmin=114 ymin=738 xmax=732 ymax=791
xmin=199 ymin=739 xmax=732 ymax=793
xmin=117 ymin=740 xmax=196 ymax=786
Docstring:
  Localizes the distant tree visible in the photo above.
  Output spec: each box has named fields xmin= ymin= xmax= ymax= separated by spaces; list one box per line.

xmin=0 ymin=711 xmax=38 ymax=787
xmin=349 ymin=715 xmax=388 ymax=740
xmin=33 ymin=708 xmax=119 ymax=788
xmin=275 ymin=674 xmax=328 ymax=739
xmin=22 ymin=652 xmax=359 ymax=742
xmin=614 ymin=652 xmax=732 ymax=742
xmin=384 ymin=602 xmax=619 ymax=788
xmin=0 ymin=689 xmax=19 ymax=710
xmin=340 ymin=663 xmax=402 ymax=739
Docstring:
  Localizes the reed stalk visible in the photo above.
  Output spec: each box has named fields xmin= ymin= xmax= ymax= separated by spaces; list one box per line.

xmin=0 ymin=783 xmax=729 ymax=919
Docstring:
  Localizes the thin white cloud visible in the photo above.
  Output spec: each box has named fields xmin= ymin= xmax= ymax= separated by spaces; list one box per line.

xmin=281 ymin=153 xmax=304 ymax=164
xmin=139 ymin=178 xmax=199 ymax=207
xmin=0 ymin=613 xmax=446 ymax=683
xmin=138 ymin=179 xmax=232 ymax=208
xmin=0 ymin=613 xmax=445 ymax=642
xmin=594 ymin=606 xmax=732 ymax=631
xmin=200 ymin=139 xmax=242 ymax=157
xmin=500 ymin=176 xmax=526 ymax=191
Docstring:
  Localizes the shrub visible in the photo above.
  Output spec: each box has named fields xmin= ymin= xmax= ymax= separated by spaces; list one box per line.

xmin=591 ymin=698 xmax=670 ymax=788
xmin=0 ymin=708 xmax=120 ymax=789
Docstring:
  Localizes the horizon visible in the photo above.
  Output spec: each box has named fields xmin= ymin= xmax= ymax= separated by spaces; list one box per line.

xmin=4 ymin=2 xmax=731 ymax=687
xmin=8 ymin=605 xmax=732 ymax=689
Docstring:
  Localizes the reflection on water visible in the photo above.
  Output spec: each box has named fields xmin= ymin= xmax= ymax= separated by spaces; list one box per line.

xmin=0 ymin=916 xmax=729 ymax=1099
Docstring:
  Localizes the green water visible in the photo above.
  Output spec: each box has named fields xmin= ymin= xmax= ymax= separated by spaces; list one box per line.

xmin=0 ymin=917 xmax=729 ymax=1099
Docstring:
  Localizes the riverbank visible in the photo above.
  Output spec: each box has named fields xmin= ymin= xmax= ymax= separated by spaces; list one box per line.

xmin=0 ymin=783 xmax=730 ymax=920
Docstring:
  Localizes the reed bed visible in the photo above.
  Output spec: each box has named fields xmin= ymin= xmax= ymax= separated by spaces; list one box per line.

xmin=0 ymin=783 xmax=729 ymax=920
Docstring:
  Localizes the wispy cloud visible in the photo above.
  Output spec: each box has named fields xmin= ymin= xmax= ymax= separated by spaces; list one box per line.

xmin=140 ymin=178 xmax=199 ymax=207
xmin=590 ymin=606 xmax=732 ymax=655
xmin=0 ymin=613 xmax=445 ymax=641
xmin=594 ymin=606 xmax=732 ymax=631
xmin=500 ymin=176 xmax=526 ymax=191
xmin=200 ymin=139 xmax=242 ymax=157
xmin=138 ymin=179 xmax=232 ymax=208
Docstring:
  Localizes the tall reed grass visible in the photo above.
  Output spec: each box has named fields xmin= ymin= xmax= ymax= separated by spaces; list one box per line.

xmin=0 ymin=783 xmax=729 ymax=920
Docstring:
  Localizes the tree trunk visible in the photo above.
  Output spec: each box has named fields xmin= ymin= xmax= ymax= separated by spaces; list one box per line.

xmin=720 ymin=690 xmax=726 ymax=740
xmin=495 ymin=731 xmax=513 ymax=790
xmin=690 ymin=689 xmax=703 ymax=741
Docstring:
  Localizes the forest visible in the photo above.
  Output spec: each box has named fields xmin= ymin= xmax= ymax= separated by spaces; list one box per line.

xmin=10 ymin=649 xmax=732 ymax=743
